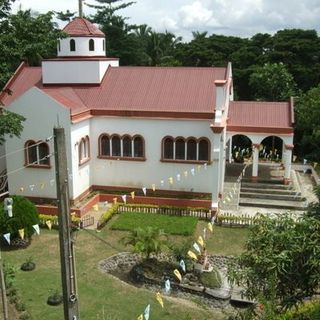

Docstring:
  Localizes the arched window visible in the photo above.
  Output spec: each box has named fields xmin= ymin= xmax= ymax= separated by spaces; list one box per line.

xmin=100 ymin=135 xmax=110 ymax=156
xmin=70 ymin=39 xmax=76 ymax=52
xmin=57 ymin=40 xmax=61 ymax=52
xmin=198 ymin=139 xmax=209 ymax=161
xmin=133 ymin=136 xmax=144 ymax=158
xmin=163 ymin=137 xmax=174 ymax=159
xmin=79 ymin=136 xmax=90 ymax=164
xmin=123 ymin=135 xmax=132 ymax=157
xmin=25 ymin=140 xmax=50 ymax=167
xmin=89 ymin=39 xmax=95 ymax=51
xmin=111 ymin=135 xmax=121 ymax=157
xmin=175 ymin=138 xmax=185 ymax=160
xmin=187 ymin=138 xmax=197 ymax=160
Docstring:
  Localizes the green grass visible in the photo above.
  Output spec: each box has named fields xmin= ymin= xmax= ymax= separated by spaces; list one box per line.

xmin=111 ymin=212 xmax=198 ymax=236
xmin=1 ymin=217 xmax=249 ymax=319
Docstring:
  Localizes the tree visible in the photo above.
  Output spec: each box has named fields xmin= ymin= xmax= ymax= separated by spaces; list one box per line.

xmin=295 ymin=85 xmax=320 ymax=160
xmin=122 ymin=226 xmax=169 ymax=259
xmin=228 ymin=213 xmax=320 ymax=310
xmin=0 ymin=108 xmax=25 ymax=144
xmin=249 ymin=62 xmax=297 ymax=101
xmin=0 ymin=195 xmax=39 ymax=240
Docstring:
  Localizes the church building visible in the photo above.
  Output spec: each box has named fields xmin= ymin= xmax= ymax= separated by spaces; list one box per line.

xmin=0 ymin=18 xmax=294 ymax=211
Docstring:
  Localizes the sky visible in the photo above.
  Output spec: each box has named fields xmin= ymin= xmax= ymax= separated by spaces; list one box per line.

xmin=12 ymin=0 xmax=320 ymax=41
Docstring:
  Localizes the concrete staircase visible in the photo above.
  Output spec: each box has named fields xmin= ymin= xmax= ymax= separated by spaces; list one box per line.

xmin=239 ymin=174 xmax=307 ymax=211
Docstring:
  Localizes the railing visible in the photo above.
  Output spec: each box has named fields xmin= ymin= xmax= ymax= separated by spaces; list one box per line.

xmin=117 ymin=204 xmax=211 ymax=220
xmin=216 ymin=212 xmax=263 ymax=227
xmin=0 ymin=169 xmax=8 ymax=193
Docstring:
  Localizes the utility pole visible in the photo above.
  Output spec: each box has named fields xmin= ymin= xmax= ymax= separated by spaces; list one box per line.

xmin=0 ymin=250 xmax=9 ymax=320
xmin=78 ymin=0 xmax=83 ymax=18
xmin=54 ymin=127 xmax=80 ymax=320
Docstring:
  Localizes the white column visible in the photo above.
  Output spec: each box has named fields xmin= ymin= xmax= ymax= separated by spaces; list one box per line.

xmin=219 ymin=131 xmax=226 ymax=195
xmin=281 ymin=141 xmax=286 ymax=165
xmin=228 ymin=137 xmax=232 ymax=163
xmin=284 ymin=147 xmax=292 ymax=184
xmin=252 ymin=144 xmax=259 ymax=181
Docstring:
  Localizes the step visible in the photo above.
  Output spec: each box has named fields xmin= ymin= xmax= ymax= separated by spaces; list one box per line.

xmin=239 ymin=198 xmax=307 ymax=211
xmin=240 ymin=192 xmax=305 ymax=202
xmin=241 ymin=182 xmax=292 ymax=190
xmin=240 ymin=187 xmax=299 ymax=196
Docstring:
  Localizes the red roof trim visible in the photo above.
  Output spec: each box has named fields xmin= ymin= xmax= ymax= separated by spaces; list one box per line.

xmin=43 ymin=57 xmax=118 ymax=61
xmin=0 ymin=61 xmax=27 ymax=104
xmin=68 ymin=34 xmax=105 ymax=38
xmin=227 ymin=125 xmax=294 ymax=134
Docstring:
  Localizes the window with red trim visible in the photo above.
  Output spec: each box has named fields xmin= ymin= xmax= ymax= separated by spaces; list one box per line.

xmin=79 ymin=136 xmax=90 ymax=165
xmin=25 ymin=140 xmax=50 ymax=167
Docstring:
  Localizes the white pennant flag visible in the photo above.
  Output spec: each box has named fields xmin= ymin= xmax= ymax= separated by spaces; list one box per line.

xmin=176 ymin=174 xmax=181 ymax=181
xmin=203 ymin=227 xmax=207 ymax=240
xmin=144 ymin=304 xmax=150 ymax=320
xmin=32 ymin=224 xmax=40 ymax=235
xmin=104 ymin=201 xmax=108 ymax=207
xmin=180 ymin=259 xmax=186 ymax=273
xmin=121 ymin=194 xmax=127 ymax=204
xmin=3 ymin=233 xmax=10 ymax=245
xmin=29 ymin=184 xmax=35 ymax=191
xmin=50 ymin=179 xmax=55 ymax=186
xmin=165 ymin=279 xmax=171 ymax=294
xmin=160 ymin=180 xmax=164 ymax=186
xmin=303 ymin=159 xmax=307 ymax=165
xmin=204 ymin=163 xmax=207 ymax=170
xmin=142 ymin=187 xmax=147 ymax=196
xmin=193 ymin=242 xmax=201 ymax=254
xmin=190 ymin=168 xmax=195 ymax=176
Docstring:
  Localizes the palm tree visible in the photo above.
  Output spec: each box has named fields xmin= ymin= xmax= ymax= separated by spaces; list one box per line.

xmin=122 ymin=227 xmax=169 ymax=259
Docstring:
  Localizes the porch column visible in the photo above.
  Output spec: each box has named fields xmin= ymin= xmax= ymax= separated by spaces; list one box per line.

xmin=251 ymin=143 xmax=259 ymax=182
xmin=228 ymin=136 xmax=232 ymax=163
xmin=284 ymin=144 xmax=293 ymax=184
xmin=219 ymin=130 xmax=226 ymax=195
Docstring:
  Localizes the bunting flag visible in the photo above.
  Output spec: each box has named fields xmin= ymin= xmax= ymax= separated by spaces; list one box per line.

xmin=50 ymin=179 xmax=55 ymax=186
xmin=303 ymin=159 xmax=307 ymax=165
xmin=222 ymin=200 xmax=226 ymax=204
xmin=193 ymin=242 xmax=201 ymax=254
xmin=168 ymin=177 xmax=173 ymax=185
xmin=40 ymin=183 xmax=45 ymax=189
xmin=173 ymin=269 xmax=182 ymax=282
xmin=156 ymin=292 xmax=164 ymax=308
xmin=197 ymin=165 xmax=201 ymax=171
xmin=18 ymin=228 xmax=25 ymax=240
xmin=183 ymin=170 xmax=188 ymax=177
xmin=176 ymin=174 xmax=181 ymax=182
xmin=190 ymin=168 xmax=195 ymax=176
xmin=29 ymin=184 xmax=35 ymax=191
xmin=179 ymin=259 xmax=186 ymax=273
xmin=204 ymin=163 xmax=207 ymax=170
xmin=160 ymin=180 xmax=164 ymax=187
xmin=208 ymin=222 xmax=213 ymax=233
xmin=211 ymin=216 xmax=216 ymax=224
xmin=187 ymin=250 xmax=198 ymax=261
xmin=32 ymin=224 xmax=40 ymax=235
xmin=104 ymin=201 xmax=108 ymax=207
xmin=165 ymin=279 xmax=171 ymax=294
xmin=93 ymin=204 xmax=99 ymax=211
xmin=313 ymin=162 xmax=318 ymax=168
xmin=137 ymin=315 xmax=143 ymax=320
xmin=144 ymin=304 xmax=150 ymax=320
xmin=151 ymin=184 xmax=156 ymax=192
xmin=197 ymin=235 xmax=204 ymax=247
xmin=130 ymin=191 xmax=135 ymax=199
xmin=142 ymin=187 xmax=147 ymax=196
xmin=46 ymin=220 xmax=52 ymax=230
xmin=113 ymin=197 xmax=118 ymax=204
xmin=121 ymin=195 xmax=127 ymax=204
xmin=20 ymin=187 xmax=24 ymax=192
xmin=3 ymin=233 xmax=10 ymax=245
xmin=203 ymin=228 xmax=207 ymax=240
xmin=292 ymin=155 xmax=297 ymax=162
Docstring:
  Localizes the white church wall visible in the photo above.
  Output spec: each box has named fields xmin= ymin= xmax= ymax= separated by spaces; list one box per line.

xmin=89 ymin=117 xmax=215 ymax=193
xmin=70 ymin=120 xmax=91 ymax=200
xmin=5 ymin=88 xmax=71 ymax=199
xmin=59 ymin=37 xmax=105 ymax=57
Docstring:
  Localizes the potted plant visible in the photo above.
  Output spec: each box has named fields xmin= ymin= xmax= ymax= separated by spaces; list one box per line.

xmin=47 ymin=289 xmax=63 ymax=306
xmin=20 ymin=257 xmax=36 ymax=271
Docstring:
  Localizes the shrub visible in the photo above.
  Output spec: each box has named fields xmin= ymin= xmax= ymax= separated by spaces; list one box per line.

xmin=97 ymin=204 xmax=119 ymax=229
xmin=0 ymin=195 xmax=39 ymax=239
xmin=39 ymin=213 xmax=81 ymax=229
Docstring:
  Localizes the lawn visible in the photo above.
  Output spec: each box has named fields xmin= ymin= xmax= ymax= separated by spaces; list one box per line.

xmin=1 ymin=216 xmax=249 ymax=319
xmin=110 ymin=211 xmax=198 ymax=236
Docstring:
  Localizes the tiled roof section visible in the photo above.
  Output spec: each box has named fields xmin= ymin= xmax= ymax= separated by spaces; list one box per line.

xmin=228 ymin=101 xmax=293 ymax=129
xmin=1 ymin=65 xmax=227 ymax=117
xmin=63 ymin=18 xmax=105 ymax=37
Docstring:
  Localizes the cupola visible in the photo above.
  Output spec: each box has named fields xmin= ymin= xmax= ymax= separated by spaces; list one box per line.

xmin=42 ymin=18 xmax=119 ymax=85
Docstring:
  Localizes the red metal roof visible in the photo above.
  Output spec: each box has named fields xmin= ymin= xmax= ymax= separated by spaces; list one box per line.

xmin=63 ymin=18 xmax=105 ymax=37
xmin=227 ymin=101 xmax=294 ymax=132
xmin=0 ymin=65 xmax=226 ymax=118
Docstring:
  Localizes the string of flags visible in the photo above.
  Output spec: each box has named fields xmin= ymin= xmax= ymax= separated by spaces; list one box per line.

xmin=2 ymin=224 xmax=40 ymax=245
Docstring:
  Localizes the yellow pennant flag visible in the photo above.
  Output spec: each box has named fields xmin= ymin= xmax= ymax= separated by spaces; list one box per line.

xmin=197 ymin=235 xmax=204 ymax=247
xmin=18 ymin=228 xmax=25 ymax=240
xmin=130 ymin=191 xmax=135 ymax=199
xmin=113 ymin=197 xmax=117 ymax=204
xmin=93 ymin=204 xmax=99 ymax=211
xmin=208 ymin=222 xmax=213 ymax=233
xmin=46 ymin=220 xmax=52 ymax=230
xmin=137 ymin=314 xmax=143 ymax=320
xmin=168 ymin=177 xmax=173 ymax=185
xmin=156 ymin=292 xmax=164 ymax=308
xmin=151 ymin=184 xmax=156 ymax=192
xmin=314 ymin=162 xmax=318 ymax=168
xmin=173 ymin=269 xmax=182 ymax=282
xmin=187 ymin=250 xmax=198 ymax=261
xmin=40 ymin=183 xmax=45 ymax=189
xmin=20 ymin=187 xmax=24 ymax=192
xmin=184 ymin=171 xmax=188 ymax=177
